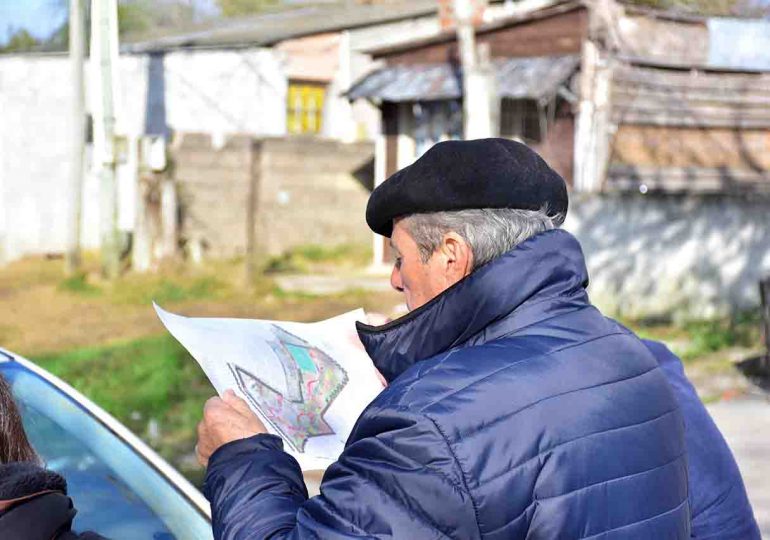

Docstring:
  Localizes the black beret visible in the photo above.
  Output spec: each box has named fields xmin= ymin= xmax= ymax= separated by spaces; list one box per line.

xmin=366 ymin=138 xmax=568 ymax=237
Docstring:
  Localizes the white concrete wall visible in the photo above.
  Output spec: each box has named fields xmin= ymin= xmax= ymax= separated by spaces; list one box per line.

xmin=565 ymin=193 xmax=770 ymax=320
xmin=0 ymin=48 xmax=286 ymax=264
xmin=160 ymin=49 xmax=287 ymax=140
xmin=0 ymin=55 xmax=101 ymax=262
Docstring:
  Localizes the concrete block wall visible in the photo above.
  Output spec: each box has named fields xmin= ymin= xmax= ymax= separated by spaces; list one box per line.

xmin=255 ymin=137 xmax=374 ymax=256
xmin=171 ymin=134 xmax=374 ymax=261
xmin=173 ymin=133 xmax=257 ymax=259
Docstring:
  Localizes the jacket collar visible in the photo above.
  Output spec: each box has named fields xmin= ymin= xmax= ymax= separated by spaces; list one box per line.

xmin=0 ymin=462 xmax=67 ymax=503
xmin=356 ymin=229 xmax=590 ymax=382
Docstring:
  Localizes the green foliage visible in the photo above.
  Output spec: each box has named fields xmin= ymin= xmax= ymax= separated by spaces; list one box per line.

xmin=33 ymin=335 xmax=213 ymax=448
xmin=269 ymin=285 xmax=322 ymax=300
xmin=216 ymin=0 xmax=278 ymax=17
xmin=58 ymin=273 xmax=102 ymax=297
xmin=37 ymin=0 xmax=200 ymax=52
xmin=1 ymin=28 xmax=39 ymax=53
xmin=679 ymin=312 xmax=761 ymax=361
xmin=264 ymin=244 xmax=372 ymax=274
xmin=118 ymin=1 xmax=154 ymax=37
xmin=111 ymin=275 xmax=228 ymax=305
xmin=623 ymin=310 xmax=762 ymax=363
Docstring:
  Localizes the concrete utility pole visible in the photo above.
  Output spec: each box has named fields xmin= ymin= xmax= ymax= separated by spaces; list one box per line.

xmin=453 ymin=0 xmax=495 ymax=139
xmin=66 ymin=0 xmax=86 ymax=275
xmin=91 ymin=0 xmax=121 ymax=278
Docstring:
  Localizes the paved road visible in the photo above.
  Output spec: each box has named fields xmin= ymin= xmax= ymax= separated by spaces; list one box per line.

xmin=708 ymin=397 xmax=770 ymax=538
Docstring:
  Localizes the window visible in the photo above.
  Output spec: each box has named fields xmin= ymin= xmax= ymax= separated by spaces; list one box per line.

xmin=287 ymin=82 xmax=326 ymax=135
xmin=500 ymin=99 xmax=544 ymax=144
xmin=413 ymin=100 xmax=463 ymax=157
xmin=2 ymin=362 xmax=212 ymax=539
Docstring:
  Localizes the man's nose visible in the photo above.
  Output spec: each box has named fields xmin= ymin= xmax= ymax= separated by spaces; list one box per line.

xmin=390 ymin=266 xmax=404 ymax=293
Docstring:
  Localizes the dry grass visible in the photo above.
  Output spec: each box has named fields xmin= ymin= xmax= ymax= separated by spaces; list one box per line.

xmin=0 ymin=254 xmax=402 ymax=485
xmin=0 ymin=255 xmax=401 ymax=357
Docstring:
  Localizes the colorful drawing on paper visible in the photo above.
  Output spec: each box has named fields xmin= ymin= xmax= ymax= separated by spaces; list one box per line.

xmin=230 ymin=325 xmax=349 ymax=452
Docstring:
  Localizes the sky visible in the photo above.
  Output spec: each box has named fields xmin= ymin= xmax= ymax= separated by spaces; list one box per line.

xmin=0 ymin=0 xmax=222 ymax=45
xmin=0 ymin=0 xmax=65 ymax=42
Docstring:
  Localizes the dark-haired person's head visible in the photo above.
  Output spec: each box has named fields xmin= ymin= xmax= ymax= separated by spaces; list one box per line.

xmin=0 ymin=374 xmax=38 ymax=464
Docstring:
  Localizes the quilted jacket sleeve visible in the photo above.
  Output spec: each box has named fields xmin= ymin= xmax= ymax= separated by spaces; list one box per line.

xmin=203 ymin=409 xmax=480 ymax=540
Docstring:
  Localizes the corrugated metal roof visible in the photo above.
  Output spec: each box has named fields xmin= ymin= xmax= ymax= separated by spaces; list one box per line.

xmin=708 ymin=18 xmax=770 ymax=71
xmin=123 ymin=1 xmax=440 ymax=53
xmin=365 ymin=0 xmax=578 ymax=57
xmin=347 ymin=55 xmax=580 ymax=102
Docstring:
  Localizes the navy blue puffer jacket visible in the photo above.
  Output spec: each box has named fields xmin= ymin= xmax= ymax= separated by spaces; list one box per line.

xmin=204 ymin=229 xmax=690 ymax=539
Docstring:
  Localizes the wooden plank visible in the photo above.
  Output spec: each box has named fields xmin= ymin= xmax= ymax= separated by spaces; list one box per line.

xmin=612 ymin=102 xmax=770 ymax=118
xmin=613 ymin=78 xmax=770 ymax=96
xmin=607 ymin=165 xmax=770 ymax=193
xmin=612 ymin=110 xmax=770 ymax=128
xmin=611 ymin=125 xmax=770 ymax=170
xmin=612 ymin=87 xmax=770 ymax=107
xmin=384 ymin=8 xmax=588 ymax=65
xmin=613 ymin=68 xmax=770 ymax=93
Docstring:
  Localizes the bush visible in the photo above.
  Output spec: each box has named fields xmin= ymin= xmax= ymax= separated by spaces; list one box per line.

xmin=33 ymin=336 xmax=212 ymax=439
xmin=58 ymin=273 xmax=102 ymax=297
xmin=263 ymin=244 xmax=371 ymax=274
xmin=111 ymin=275 xmax=228 ymax=305
xmin=680 ymin=311 xmax=761 ymax=361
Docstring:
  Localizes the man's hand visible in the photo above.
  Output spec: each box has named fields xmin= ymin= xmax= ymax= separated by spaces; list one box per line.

xmin=196 ymin=389 xmax=267 ymax=466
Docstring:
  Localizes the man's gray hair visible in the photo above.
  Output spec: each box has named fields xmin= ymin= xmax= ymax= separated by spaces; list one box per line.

xmin=401 ymin=207 xmax=561 ymax=270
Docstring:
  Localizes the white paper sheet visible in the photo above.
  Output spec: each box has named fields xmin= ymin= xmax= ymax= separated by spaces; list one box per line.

xmin=154 ymin=304 xmax=385 ymax=470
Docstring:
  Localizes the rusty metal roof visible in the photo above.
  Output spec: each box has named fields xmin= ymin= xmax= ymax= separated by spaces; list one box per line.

xmin=124 ymin=1 xmax=441 ymax=52
xmin=347 ymin=54 xmax=580 ymax=102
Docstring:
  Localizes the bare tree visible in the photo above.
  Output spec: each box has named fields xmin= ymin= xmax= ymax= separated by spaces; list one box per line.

xmin=453 ymin=0 xmax=495 ymax=139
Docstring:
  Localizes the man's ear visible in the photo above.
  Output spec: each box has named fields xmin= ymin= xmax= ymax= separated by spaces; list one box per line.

xmin=440 ymin=232 xmax=473 ymax=282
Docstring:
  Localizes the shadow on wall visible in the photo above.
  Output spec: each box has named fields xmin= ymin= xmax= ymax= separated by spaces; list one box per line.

xmin=565 ymin=193 xmax=770 ymax=320
xmin=352 ymin=156 xmax=375 ymax=192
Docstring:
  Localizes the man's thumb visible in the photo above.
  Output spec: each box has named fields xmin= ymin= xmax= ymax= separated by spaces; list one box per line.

xmin=223 ymin=389 xmax=253 ymax=415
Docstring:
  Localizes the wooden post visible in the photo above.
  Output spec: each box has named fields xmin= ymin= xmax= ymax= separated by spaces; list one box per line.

xmin=761 ymin=276 xmax=770 ymax=372
xmin=132 ymin=138 xmax=152 ymax=272
xmin=573 ymin=39 xmax=612 ymax=193
xmin=91 ymin=0 xmax=121 ymax=279
xmin=160 ymin=178 xmax=177 ymax=260
xmin=245 ymin=140 xmax=261 ymax=285
xmin=454 ymin=0 xmax=494 ymax=139
xmin=371 ymin=132 xmax=387 ymax=268
xmin=66 ymin=0 xmax=86 ymax=275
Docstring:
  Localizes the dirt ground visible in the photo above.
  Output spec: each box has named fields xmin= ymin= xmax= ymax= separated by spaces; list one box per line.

xmin=0 ymin=257 xmax=402 ymax=357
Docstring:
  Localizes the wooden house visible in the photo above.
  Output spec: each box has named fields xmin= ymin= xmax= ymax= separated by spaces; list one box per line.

xmin=348 ymin=0 xmax=770 ymax=269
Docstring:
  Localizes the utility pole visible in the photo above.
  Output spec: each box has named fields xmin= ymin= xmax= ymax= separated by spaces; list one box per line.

xmin=91 ymin=0 xmax=121 ymax=279
xmin=453 ymin=0 xmax=495 ymax=139
xmin=66 ymin=0 xmax=86 ymax=275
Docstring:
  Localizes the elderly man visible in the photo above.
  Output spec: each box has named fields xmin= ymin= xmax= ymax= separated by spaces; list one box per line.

xmin=197 ymin=139 xmax=692 ymax=538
